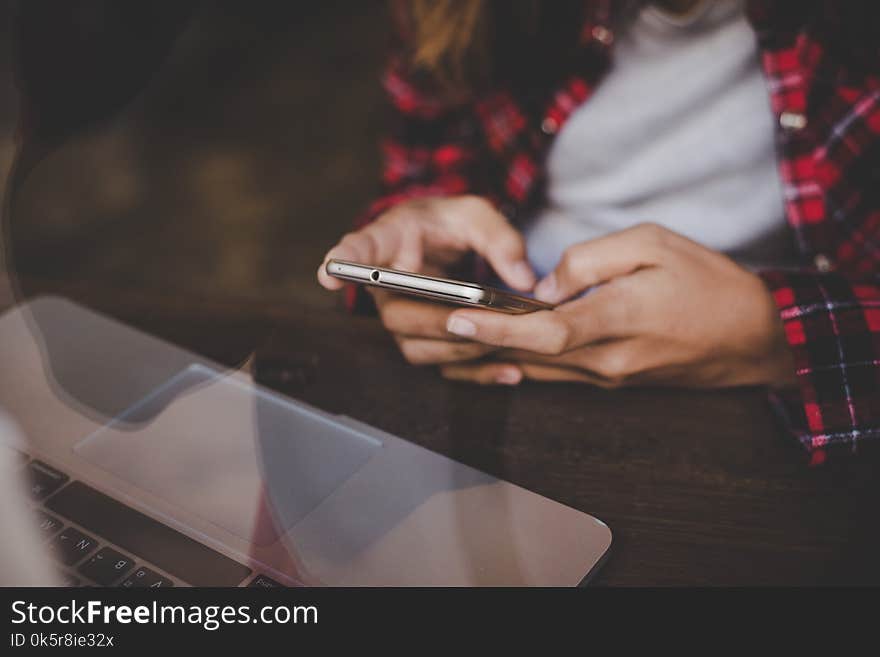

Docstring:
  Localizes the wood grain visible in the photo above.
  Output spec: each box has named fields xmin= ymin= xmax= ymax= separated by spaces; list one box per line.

xmin=5 ymin=2 xmax=878 ymax=585
xmin=18 ymin=280 xmax=879 ymax=586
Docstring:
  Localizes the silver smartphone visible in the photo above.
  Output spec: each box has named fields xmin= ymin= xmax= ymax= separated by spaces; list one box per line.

xmin=326 ymin=259 xmax=554 ymax=314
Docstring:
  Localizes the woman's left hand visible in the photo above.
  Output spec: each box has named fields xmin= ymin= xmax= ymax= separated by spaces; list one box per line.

xmin=441 ymin=223 xmax=798 ymax=389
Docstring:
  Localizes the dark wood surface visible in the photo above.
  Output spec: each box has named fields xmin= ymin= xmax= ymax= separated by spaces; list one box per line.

xmin=4 ymin=2 xmax=879 ymax=586
xmin=19 ymin=280 xmax=879 ymax=587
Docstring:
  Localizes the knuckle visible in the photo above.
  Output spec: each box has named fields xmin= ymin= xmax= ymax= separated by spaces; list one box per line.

xmin=337 ymin=234 xmax=359 ymax=251
xmin=490 ymin=324 xmax=513 ymax=348
xmin=377 ymin=206 xmax=415 ymax=230
xmin=449 ymin=195 xmax=489 ymax=223
xmin=397 ymin=340 xmax=423 ymax=365
xmin=541 ymin=317 xmax=572 ymax=355
xmin=459 ymin=194 xmax=492 ymax=213
xmin=557 ymin=247 xmax=586 ymax=280
xmin=596 ymin=349 xmax=633 ymax=380
xmin=636 ymin=222 xmax=668 ymax=244
xmin=497 ymin=230 xmax=523 ymax=254
xmin=452 ymin=342 xmax=482 ymax=360
xmin=558 ymin=249 xmax=576 ymax=274
xmin=496 ymin=324 xmax=525 ymax=351
xmin=441 ymin=369 xmax=463 ymax=382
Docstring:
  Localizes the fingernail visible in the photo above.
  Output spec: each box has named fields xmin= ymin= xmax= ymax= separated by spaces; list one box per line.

xmin=511 ymin=261 xmax=536 ymax=288
xmin=534 ymin=273 xmax=557 ymax=301
xmin=447 ymin=316 xmax=477 ymax=337
xmin=495 ymin=368 xmax=522 ymax=385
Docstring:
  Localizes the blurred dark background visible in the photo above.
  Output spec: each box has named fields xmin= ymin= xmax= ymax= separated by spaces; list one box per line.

xmin=1 ymin=0 xmax=388 ymax=311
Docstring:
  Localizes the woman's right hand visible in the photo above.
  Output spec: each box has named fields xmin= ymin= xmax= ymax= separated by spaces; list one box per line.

xmin=317 ymin=195 xmax=535 ymax=381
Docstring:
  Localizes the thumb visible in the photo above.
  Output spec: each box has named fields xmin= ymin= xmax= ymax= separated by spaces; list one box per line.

xmin=534 ymin=224 xmax=667 ymax=303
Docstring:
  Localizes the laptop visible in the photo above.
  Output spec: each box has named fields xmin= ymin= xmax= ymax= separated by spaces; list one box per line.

xmin=0 ymin=296 xmax=611 ymax=586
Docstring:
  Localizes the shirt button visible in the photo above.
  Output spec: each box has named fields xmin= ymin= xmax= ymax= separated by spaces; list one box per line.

xmin=592 ymin=25 xmax=614 ymax=45
xmin=541 ymin=117 xmax=559 ymax=135
xmin=780 ymin=111 xmax=807 ymax=130
xmin=813 ymin=253 xmax=833 ymax=272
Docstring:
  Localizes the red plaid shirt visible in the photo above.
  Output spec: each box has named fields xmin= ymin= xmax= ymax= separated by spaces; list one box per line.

xmin=354 ymin=0 xmax=880 ymax=465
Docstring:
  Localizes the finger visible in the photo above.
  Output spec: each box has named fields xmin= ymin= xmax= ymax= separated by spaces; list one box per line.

xmin=317 ymin=234 xmax=374 ymax=290
xmin=534 ymin=223 xmax=672 ymax=303
xmin=317 ymin=233 xmax=377 ymax=289
xmin=517 ymin=362 xmax=604 ymax=384
xmin=388 ymin=216 xmax=424 ymax=272
xmin=497 ymin=342 xmax=616 ymax=369
xmin=440 ymin=361 xmax=524 ymax=385
xmin=371 ymin=289 xmax=462 ymax=340
xmin=445 ymin=287 xmax=627 ymax=354
xmin=440 ymin=361 xmax=602 ymax=386
xmin=317 ymin=258 xmax=346 ymax=290
xmin=396 ymin=337 xmax=497 ymax=365
xmin=442 ymin=198 xmax=535 ymax=291
xmin=499 ymin=339 xmax=639 ymax=384
xmin=318 ymin=216 xmax=423 ymax=289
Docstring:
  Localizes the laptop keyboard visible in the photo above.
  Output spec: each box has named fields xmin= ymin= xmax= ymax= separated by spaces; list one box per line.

xmin=21 ymin=457 xmax=285 ymax=588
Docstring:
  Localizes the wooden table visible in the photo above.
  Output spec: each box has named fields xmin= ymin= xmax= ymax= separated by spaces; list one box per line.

xmin=5 ymin=0 xmax=878 ymax=586
xmin=19 ymin=281 xmax=879 ymax=586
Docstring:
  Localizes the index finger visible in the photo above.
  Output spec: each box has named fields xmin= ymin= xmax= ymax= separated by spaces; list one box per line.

xmin=534 ymin=223 xmax=669 ymax=303
xmin=317 ymin=216 xmax=422 ymax=290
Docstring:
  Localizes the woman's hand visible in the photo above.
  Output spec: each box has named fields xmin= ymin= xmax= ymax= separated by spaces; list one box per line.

xmin=317 ymin=196 xmax=535 ymax=380
xmin=440 ymin=223 xmax=797 ymax=389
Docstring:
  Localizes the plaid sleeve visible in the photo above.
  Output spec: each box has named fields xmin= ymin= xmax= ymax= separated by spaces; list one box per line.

xmin=346 ymin=55 xmax=488 ymax=313
xmin=760 ymin=269 xmax=880 ymax=465
xmin=358 ymin=56 xmax=488 ymax=224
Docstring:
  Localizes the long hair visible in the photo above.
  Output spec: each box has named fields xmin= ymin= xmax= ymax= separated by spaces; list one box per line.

xmin=397 ymin=0 xmax=587 ymax=98
xmin=397 ymin=0 xmax=879 ymax=97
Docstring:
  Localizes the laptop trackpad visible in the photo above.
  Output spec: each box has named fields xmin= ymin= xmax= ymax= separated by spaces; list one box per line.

xmin=74 ymin=366 xmax=380 ymax=546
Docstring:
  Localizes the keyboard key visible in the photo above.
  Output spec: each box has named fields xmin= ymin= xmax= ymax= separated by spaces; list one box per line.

xmin=50 ymin=527 xmax=98 ymax=566
xmin=119 ymin=567 xmax=173 ymax=588
xmin=28 ymin=461 xmax=69 ymax=500
xmin=78 ymin=547 xmax=136 ymax=586
xmin=248 ymin=574 xmax=284 ymax=588
xmin=46 ymin=481 xmax=251 ymax=586
xmin=248 ymin=575 xmax=285 ymax=589
xmin=35 ymin=511 xmax=64 ymax=536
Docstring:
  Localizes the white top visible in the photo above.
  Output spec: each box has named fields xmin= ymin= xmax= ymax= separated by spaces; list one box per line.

xmin=524 ymin=0 xmax=794 ymax=277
